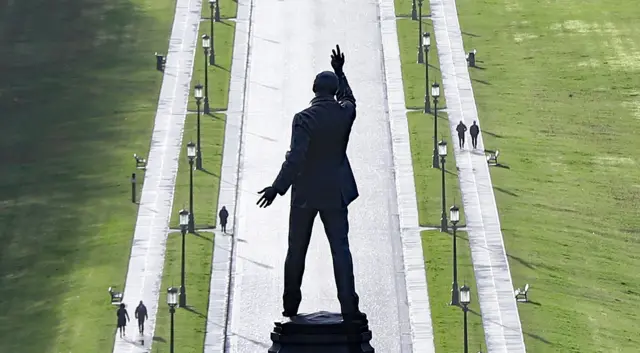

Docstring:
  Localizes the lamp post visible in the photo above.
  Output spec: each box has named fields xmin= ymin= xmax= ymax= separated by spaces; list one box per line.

xmin=423 ymin=32 xmax=431 ymax=113
xmin=167 ymin=287 xmax=178 ymax=353
xmin=460 ymin=284 xmax=471 ymax=353
xmin=178 ymin=209 xmax=189 ymax=307
xmin=187 ymin=141 xmax=196 ymax=233
xmin=450 ymin=205 xmax=460 ymax=306
xmin=431 ymin=82 xmax=441 ymax=168
xmin=194 ymin=83 xmax=204 ymax=170
xmin=417 ymin=0 xmax=424 ymax=63
xmin=202 ymin=34 xmax=211 ymax=114
xmin=411 ymin=0 xmax=417 ymax=20
xmin=209 ymin=0 xmax=220 ymax=22
xmin=207 ymin=2 xmax=218 ymax=65
xmin=438 ymin=140 xmax=448 ymax=232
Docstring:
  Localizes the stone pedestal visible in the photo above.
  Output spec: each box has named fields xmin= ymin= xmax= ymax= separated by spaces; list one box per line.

xmin=268 ymin=311 xmax=374 ymax=353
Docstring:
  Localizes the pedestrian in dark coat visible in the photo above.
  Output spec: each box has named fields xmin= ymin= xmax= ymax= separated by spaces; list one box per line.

xmin=470 ymin=120 xmax=480 ymax=149
xmin=116 ymin=303 xmax=130 ymax=338
xmin=218 ymin=206 xmax=229 ymax=233
xmin=256 ymin=45 xmax=364 ymax=323
xmin=456 ymin=120 xmax=468 ymax=148
xmin=134 ymin=301 xmax=148 ymax=334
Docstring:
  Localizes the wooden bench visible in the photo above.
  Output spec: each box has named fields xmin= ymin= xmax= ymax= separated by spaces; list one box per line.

xmin=108 ymin=286 xmax=123 ymax=305
xmin=514 ymin=283 xmax=529 ymax=302
xmin=133 ymin=153 xmax=147 ymax=170
xmin=486 ymin=150 xmax=500 ymax=165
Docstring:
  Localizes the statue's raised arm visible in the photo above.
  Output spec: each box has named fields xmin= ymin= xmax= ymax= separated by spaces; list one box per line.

xmin=331 ymin=45 xmax=356 ymax=116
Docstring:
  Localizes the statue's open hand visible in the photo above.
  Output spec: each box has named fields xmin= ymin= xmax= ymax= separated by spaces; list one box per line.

xmin=257 ymin=186 xmax=278 ymax=208
xmin=330 ymin=45 xmax=345 ymax=74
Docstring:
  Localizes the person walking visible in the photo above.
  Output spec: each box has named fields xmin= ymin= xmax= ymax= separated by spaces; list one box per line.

xmin=456 ymin=120 xmax=468 ymax=149
xmin=218 ymin=206 xmax=229 ymax=233
xmin=134 ymin=301 xmax=148 ymax=335
xmin=256 ymin=45 xmax=365 ymax=323
xmin=116 ymin=303 xmax=130 ymax=338
xmin=470 ymin=120 xmax=480 ymax=149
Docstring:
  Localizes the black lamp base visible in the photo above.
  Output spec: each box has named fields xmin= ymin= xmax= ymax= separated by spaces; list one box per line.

xmin=268 ymin=311 xmax=374 ymax=353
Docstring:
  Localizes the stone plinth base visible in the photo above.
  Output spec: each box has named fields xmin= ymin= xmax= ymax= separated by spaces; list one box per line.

xmin=268 ymin=311 xmax=374 ymax=353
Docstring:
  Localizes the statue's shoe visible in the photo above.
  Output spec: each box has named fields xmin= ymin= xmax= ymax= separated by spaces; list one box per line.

xmin=341 ymin=311 xmax=367 ymax=324
xmin=282 ymin=310 xmax=298 ymax=318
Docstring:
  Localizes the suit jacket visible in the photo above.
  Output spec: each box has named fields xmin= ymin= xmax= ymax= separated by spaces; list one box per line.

xmin=272 ymin=72 xmax=359 ymax=210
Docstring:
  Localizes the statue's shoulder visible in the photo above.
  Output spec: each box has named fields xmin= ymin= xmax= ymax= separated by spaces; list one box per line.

xmin=295 ymin=108 xmax=314 ymax=121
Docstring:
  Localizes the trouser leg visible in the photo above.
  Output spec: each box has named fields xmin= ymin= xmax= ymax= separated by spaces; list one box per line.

xmin=459 ymin=134 xmax=465 ymax=148
xmin=319 ymin=208 xmax=360 ymax=315
xmin=282 ymin=207 xmax=317 ymax=314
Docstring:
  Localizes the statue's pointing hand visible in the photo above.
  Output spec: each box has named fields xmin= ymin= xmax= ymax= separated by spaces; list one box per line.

xmin=331 ymin=45 xmax=345 ymax=74
xmin=257 ymin=186 xmax=278 ymax=208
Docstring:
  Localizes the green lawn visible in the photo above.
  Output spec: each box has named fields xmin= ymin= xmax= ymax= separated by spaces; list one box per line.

xmin=0 ymin=0 xmax=175 ymax=352
xmin=153 ymin=231 xmax=214 ymax=352
xmin=399 ymin=0 xmax=640 ymax=351
xmin=454 ymin=0 xmax=640 ymax=351
xmin=422 ymin=230 xmax=485 ymax=352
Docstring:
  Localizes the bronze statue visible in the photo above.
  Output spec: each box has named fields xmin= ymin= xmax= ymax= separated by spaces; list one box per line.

xmin=257 ymin=45 xmax=364 ymax=322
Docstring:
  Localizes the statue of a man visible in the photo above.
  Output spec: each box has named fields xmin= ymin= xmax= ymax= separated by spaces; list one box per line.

xmin=257 ymin=45 xmax=364 ymax=322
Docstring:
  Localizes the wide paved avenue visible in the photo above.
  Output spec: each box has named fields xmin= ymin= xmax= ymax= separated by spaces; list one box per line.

xmin=224 ymin=0 xmax=413 ymax=351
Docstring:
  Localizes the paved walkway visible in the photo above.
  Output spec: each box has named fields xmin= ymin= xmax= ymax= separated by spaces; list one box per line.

xmin=430 ymin=0 xmax=527 ymax=352
xmin=379 ymin=0 xmax=436 ymax=351
xmin=201 ymin=0 xmax=439 ymax=351
xmin=111 ymin=0 xmax=201 ymax=351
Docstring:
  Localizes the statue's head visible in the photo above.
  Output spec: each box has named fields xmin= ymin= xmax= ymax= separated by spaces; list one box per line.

xmin=312 ymin=71 xmax=339 ymax=96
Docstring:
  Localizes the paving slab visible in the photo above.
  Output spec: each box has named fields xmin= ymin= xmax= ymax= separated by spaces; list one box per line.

xmin=430 ymin=0 xmax=527 ymax=351
xmin=111 ymin=0 xmax=201 ymax=352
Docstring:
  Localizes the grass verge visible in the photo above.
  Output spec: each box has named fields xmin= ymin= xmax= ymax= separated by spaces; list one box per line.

xmin=170 ymin=9 xmax=236 ymax=228
xmin=0 ymin=0 xmax=176 ymax=352
xmin=170 ymin=113 xmax=226 ymax=229
xmin=200 ymin=0 xmax=238 ymax=20
xmin=422 ymin=230 xmax=485 ymax=352
xmin=153 ymin=231 xmax=214 ymax=352
xmin=396 ymin=18 xmax=465 ymax=227
xmin=453 ymin=0 xmax=640 ymax=351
